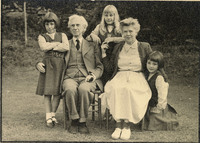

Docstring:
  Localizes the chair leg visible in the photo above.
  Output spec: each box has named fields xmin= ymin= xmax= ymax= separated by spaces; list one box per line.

xmin=92 ymin=95 xmax=95 ymax=121
xmin=98 ymin=97 xmax=102 ymax=128
xmin=141 ymin=118 xmax=145 ymax=131
xmin=91 ymin=90 xmax=103 ymax=128
xmin=106 ymin=108 xmax=109 ymax=130
xmin=63 ymin=95 xmax=67 ymax=130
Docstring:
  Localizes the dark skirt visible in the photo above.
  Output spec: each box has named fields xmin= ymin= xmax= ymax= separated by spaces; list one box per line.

xmin=143 ymin=104 xmax=179 ymax=131
xmin=36 ymin=56 xmax=65 ymax=96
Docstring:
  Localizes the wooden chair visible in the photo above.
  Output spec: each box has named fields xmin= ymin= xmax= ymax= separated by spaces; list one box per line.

xmin=105 ymin=108 xmax=110 ymax=130
xmin=62 ymin=89 xmax=103 ymax=130
xmin=92 ymin=90 xmax=110 ymax=130
xmin=90 ymin=90 xmax=102 ymax=128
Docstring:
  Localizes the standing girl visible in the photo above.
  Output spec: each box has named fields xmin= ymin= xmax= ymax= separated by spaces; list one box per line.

xmin=36 ymin=12 xmax=69 ymax=128
xmin=144 ymin=51 xmax=179 ymax=130
xmin=86 ymin=5 xmax=124 ymax=85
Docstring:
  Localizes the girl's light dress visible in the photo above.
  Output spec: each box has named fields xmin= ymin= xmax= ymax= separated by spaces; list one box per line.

xmin=100 ymin=43 xmax=152 ymax=124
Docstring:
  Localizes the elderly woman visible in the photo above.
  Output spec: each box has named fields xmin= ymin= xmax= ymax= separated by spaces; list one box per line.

xmin=100 ymin=17 xmax=152 ymax=140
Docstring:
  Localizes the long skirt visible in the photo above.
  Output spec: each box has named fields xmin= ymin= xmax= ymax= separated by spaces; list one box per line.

xmin=36 ymin=57 xmax=65 ymax=96
xmin=100 ymin=71 xmax=152 ymax=124
xmin=143 ymin=104 xmax=179 ymax=130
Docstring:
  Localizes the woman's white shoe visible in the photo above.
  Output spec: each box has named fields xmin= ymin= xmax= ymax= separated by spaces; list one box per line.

xmin=111 ymin=128 xmax=122 ymax=139
xmin=120 ymin=128 xmax=131 ymax=140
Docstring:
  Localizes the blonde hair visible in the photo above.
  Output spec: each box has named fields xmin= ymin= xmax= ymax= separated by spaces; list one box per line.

xmin=120 ymin=17 xmax=140 ymax=35
xmin=68 ymin=14 xmax=88 ymax=33
xmin=43 ymin=12 xmax=60 ymax=28
xmin=99 ymin=5 xmax=120 ymax=35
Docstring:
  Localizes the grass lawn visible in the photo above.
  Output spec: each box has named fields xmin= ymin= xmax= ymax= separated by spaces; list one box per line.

xmin=2 ymin=66 xmax=199 ymax=142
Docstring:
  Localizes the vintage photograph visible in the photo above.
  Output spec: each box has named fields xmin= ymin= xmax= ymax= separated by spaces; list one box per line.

xmin=2 ymin=0 xmax=199 ymax=142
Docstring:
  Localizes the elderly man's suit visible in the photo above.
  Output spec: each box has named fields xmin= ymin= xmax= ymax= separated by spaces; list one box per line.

xmin=62 ymin=38 xmax=103 ymax=122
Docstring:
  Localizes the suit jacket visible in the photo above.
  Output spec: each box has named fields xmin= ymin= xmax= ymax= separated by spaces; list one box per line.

xmin=63 ymin=38 xmax=104 ymax=91
xmin=102 ymin=41 xmax=152 ymax=80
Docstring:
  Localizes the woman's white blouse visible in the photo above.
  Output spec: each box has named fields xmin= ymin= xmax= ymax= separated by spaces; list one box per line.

xmin=118 ymin=41 xmax=142 ymax=71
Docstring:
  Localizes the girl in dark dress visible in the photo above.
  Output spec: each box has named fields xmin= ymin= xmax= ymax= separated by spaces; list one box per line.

xmin=36 ymin=12 xmax=69 ymax=127
xmin=144 ymin=51 xmax=179 ymax=130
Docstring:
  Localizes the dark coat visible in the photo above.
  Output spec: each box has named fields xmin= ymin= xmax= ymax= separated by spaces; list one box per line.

xmin=102 ymin=41 xmax=152 ymax=81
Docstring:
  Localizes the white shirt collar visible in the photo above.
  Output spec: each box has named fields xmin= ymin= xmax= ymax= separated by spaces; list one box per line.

xmin=73 ymin=37 xmax=83 ymax=46
xmin=125 ymin=40 xmax=138 ymax=48
xmin=46 ymin=32 xmax=56 ymax=40
xmin=124 ymin=40 xmax=138 ymax=52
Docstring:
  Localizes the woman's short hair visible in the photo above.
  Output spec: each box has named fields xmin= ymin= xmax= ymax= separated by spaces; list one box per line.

xmin=43 ymin=12 xmax=60 ymax=28
xmin=68 ymin=14 xmax=88 ymax=30
xmin=120 ymin=17 xmax=140 ymax=34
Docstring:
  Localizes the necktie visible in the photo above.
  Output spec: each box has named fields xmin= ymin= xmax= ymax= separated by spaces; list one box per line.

xmin=76 ymin=39 xmax=80 ymax=50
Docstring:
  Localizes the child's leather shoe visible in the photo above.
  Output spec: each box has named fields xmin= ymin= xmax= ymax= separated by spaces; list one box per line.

xmin=46 ymin=118 xmax=54 ymax=128
xmin=52 ymin=116 xmax=58 ymax=124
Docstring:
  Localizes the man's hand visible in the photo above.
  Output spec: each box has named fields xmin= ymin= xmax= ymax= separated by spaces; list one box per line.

xmin=37 ymin=62 xmax=46 ymax=73
xmin=85 ymin=73 xmax=96 ymax=82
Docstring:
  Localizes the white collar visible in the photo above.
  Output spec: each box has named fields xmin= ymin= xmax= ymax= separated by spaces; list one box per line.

xmin=46 ymin=32 xmax=56 ymax=39
xmin=73 ymin=37 xmax=83 ymax=45
xmin=123 ymin=40 xmax=138 ymax=52
xmin=125 ymin=40 xmax=138 ymax=48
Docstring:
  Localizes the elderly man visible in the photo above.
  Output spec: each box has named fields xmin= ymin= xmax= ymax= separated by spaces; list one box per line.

xmin=37 ymin=14 xmax=103 ymax=134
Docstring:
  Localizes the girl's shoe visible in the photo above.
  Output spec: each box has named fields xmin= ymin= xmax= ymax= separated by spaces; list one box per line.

xmin=52 ymin=116 xmax=58 ymax=124
xmin=46 ymin=118 xmax=54 ymax=128
xmin=111 ymin=128 xmax=122 ymax=139
xmin=120 ymin=128 xmax=131 ymax=140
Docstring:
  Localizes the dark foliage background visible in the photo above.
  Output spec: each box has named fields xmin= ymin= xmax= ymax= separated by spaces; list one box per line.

xmin=2 ymin=0 xmax=199 ymax=80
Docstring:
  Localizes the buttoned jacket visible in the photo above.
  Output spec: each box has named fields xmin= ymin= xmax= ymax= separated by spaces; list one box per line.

xmin=63 ymin=38 xmax=103 ymax=91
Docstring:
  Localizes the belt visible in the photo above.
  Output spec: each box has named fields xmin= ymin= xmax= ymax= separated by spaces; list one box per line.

xmin=118 ymin=69 xmax=141 ymax=72
xmin=68 ymin=65 xmax=86 ymax=68
xmin=45 ymin=51 xmax=65 ymax=58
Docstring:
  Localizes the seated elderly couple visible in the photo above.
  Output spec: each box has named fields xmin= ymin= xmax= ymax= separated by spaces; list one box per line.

xmin=36 ymin=14 xmax=178 ymax=140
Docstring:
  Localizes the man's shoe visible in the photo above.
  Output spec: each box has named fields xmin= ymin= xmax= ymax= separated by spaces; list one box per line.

xmin=68 ymin=119 xmax=78 ymax=134
xmin=78 ymin=122 xmax=89 ymax=134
